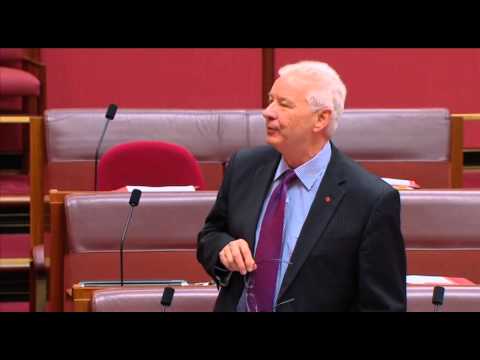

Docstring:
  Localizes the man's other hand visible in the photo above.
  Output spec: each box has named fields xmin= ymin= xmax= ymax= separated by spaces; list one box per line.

xmin=219 ymin=239 xmax=257 ymax=275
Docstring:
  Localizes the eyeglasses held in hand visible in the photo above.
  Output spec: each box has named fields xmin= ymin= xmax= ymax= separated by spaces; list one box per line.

xmin=244 ymin=242 xmax=295 ymax=312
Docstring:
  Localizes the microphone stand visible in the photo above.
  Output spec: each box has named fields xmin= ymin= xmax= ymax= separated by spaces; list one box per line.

xmin=94 ymin=120 xmax=111 ymax=191
xmin=94 ymin=104 xmax=117 ymax=191
xmin=120 ymin=206 xmax=135 ymax=287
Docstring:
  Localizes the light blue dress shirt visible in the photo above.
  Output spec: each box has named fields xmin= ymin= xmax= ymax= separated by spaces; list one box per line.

xmin=238 ymin=141 xmax=332 ymax=311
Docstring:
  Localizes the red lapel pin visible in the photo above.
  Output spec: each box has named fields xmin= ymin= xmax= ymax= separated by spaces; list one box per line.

xmin=324 ymin=196 xmax=332 ymax=204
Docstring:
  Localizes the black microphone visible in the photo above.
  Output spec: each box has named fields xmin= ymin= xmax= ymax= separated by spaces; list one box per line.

xmin=432 ymin=286 xmax=445 ymax=312
xmin=128 ymin=188 xmax=141 ymax=207
xmin=94 ymin=104 xmax=118 ymax=191
xmin=120 ymin=189 xmax=142 ymax=286
xmin=161 ymin=287 xmax=175 ymax=312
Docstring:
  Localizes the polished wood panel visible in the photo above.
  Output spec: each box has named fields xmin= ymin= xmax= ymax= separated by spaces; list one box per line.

xmin=262 ymin=48 xmax=274 ymax=108
xmin=450 ymin=114 xmax=464 ymax=188
xmin=30 ymin=116 xmax=45 ymax=246
xmin=408 ymin=250 xmax=480 ymax=284
xmin=47 ymin=161 xmax=224 ymax=191
xmin=0 ymin=116 xmax=31 ymax=124
xmin=359 ymin=162 xmax=452 ymax=188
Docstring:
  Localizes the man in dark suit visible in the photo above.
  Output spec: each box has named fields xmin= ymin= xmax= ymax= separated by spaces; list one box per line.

xmin=197 ymin=61 xmax=406 ymax=311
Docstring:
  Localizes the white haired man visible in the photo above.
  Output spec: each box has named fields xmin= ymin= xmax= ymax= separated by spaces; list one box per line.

xmin=197 ymin=61 xmax=406 ymax=311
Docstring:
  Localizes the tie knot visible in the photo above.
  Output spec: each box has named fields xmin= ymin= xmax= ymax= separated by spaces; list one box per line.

xmin=281 ymin=169 xmax=297 ymax=187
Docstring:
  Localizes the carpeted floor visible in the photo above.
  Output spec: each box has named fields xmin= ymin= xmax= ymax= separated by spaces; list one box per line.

xmin=0 ymin=174 xmax=29 ymax=196
xmin=0 ymin=234 xmax=31 ymax=312
xmin=0 ymin=302 xmax=29 ymax=312
xmin=464 ymin=122 xmax=480 ymax=149
xmin=463 ymin=170 xmax=480 ymax=188
xmin=0 ymin=234 xmax=30 ymax=258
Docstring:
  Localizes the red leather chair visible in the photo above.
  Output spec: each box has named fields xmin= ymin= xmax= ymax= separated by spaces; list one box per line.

xmin=98 ymin=140 xmax=206 ymax=191
xmin=0 ymin=48 xmax=45 ymax=157
xmin=0 ymin=49 xmax=45 ymax=113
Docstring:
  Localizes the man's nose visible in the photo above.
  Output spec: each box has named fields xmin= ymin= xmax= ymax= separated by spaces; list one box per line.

xmin=262 ymin=103 xmax=276 ymax=121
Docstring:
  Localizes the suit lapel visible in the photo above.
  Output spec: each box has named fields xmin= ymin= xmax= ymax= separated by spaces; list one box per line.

xmin=244 ymin=152 xmax=280 ymax=250
xmin=277 ymin=145 xmax=347 ymax=302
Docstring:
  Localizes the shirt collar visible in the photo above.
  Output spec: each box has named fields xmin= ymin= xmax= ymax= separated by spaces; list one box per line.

xmin=274 ymin=141 xmax=332 ymax=191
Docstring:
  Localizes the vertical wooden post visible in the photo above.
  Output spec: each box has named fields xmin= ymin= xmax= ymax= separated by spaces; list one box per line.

xmin=48 ymin=190 xmax=67 ymax=312
xmin=29 ymin=116 xmax=45 ymax=247
xmin=262 ymin=48 xmax=275 ymax=108
xmin=449 ymin=115 xmax=464 ymax=188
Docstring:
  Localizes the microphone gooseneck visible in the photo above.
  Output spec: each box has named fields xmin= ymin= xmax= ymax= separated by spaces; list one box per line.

xmin=120 ymin=189 xmax=142 ymax=287
xmin=94 ymin=104 xmax=118 ymax=191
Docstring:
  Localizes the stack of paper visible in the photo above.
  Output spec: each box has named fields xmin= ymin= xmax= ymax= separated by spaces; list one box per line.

xmin=382 ymin=177 xmax=420 ymax=190
xmin=407 ymin=275 xmax=475 ymax=285
xmin=125 ymin=185 xmax=196 ymax=192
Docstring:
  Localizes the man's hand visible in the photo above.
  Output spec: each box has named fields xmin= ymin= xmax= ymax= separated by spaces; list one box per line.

xmin=219 ymin=239 xmax=257 ymax=275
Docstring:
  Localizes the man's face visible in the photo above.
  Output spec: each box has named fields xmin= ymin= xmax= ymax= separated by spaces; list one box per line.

xmin=262 ymin=75 xmax=319 ymax=153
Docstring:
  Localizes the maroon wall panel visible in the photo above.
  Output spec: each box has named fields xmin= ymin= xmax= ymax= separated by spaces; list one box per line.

xmin=41 ymin=48 xmax=262 ymax=108
xmin=275 ymin=48 xmax=480 ymax=113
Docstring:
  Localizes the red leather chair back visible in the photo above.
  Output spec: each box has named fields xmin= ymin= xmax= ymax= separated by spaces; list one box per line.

xmin=98 ymin=140 xmax=205 ymax=191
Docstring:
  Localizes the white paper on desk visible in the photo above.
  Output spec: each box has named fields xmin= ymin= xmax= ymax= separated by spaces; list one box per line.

xmin=406 ymin=275 xmax=454 ymax=285
xmin=126 ymin=185 xmax=196 ymax=192
xmin=382 ymin=177 xmax=420 ymax=188
xmin=382 ymin=178 xmax=409 ymax=186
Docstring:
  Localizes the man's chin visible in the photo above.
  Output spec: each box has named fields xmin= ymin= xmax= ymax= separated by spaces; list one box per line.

xmin=266 ymin=135 xmax=276 ymax=145
xmin=266 ymin=136 xmax=283 ymax=150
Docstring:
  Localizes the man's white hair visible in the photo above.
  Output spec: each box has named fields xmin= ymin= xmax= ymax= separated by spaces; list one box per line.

xmin=278 ymin=61 xmax=347 ymax=137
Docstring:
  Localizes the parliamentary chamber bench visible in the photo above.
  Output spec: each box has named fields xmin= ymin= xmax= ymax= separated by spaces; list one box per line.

xmin=31 ymin=108 xmax=465 ymax=311
xmin=89 ymin=285 xmax=480 ymax=312
xmin=47 ymin=189 xmax=480 ymax=311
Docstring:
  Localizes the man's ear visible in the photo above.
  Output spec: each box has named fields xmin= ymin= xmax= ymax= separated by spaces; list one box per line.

xmin=313 ymin=109 xmax=332 ymax=133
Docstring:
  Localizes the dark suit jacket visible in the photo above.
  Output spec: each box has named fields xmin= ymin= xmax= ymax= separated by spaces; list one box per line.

xmin=197 ymin=143 xmax=406 ymax=311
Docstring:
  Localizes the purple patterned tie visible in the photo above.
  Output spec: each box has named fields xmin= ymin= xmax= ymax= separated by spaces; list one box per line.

xmin=248 ymin=169 xmax=297 ymax=311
